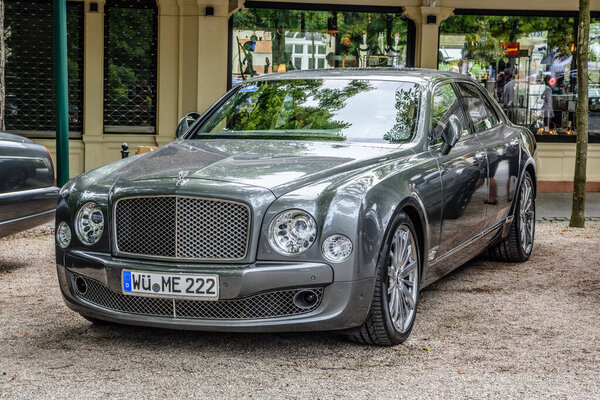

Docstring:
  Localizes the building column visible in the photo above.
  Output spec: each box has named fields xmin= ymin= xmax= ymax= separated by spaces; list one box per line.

xmin=156 ymin=0 xmax=180 ymax=146
xmin=82 ymin=0 xmax=106 ymax=170
xmin=403 ymin=6 xmax=454 ymax=69
xmin=154 ymin=0 xmax=241 ymax=144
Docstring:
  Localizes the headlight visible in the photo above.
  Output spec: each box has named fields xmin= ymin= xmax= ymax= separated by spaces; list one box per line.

xmin=322 ymin=234 xmax=353 ymax=263
xmin=268 ymin=209 xmax=317 ymax=255
xmin=56 ymin=222 xmax=72 ymax=248
xmin=75 ymin=202 xmax=105 ymax=245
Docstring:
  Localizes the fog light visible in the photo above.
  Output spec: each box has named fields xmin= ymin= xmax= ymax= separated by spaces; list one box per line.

xmin=56 ymin=222 xmax=72 ymax=249
xmin=322 ymin=234 xmax=353 ymax=263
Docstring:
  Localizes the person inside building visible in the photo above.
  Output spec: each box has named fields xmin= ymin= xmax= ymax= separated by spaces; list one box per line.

xmin=541 ymin=74 xmax=555 ymax=130
xmin=495 ymin=71 xmax=505 ymax=102
xmin=502 ymin=67 xmax=517 ymax=120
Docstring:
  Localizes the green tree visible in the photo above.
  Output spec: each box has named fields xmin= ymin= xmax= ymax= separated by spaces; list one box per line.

xmin=570 ymin=0 xmax=590 ymax=228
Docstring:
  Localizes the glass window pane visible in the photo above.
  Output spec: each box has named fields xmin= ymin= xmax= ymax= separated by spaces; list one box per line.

xmin=231 ymin=9 xmax=409 ymax=84
xmin=588 ymin=20 xmax=600 ymax=135
xmin=431 ymin=84 xmax=468 ymax=144
xmin=457 ymin=83 xmax=492 ymax=133
xmin=440 ymin=14 xmax=578 ymax=137
xmin=195 ymin=79 xmax=421 ymax=144
xmin=104 ymin=0 xmax=157 ymax=133
xmin=4 ymin=1 xmax=84 ymax=136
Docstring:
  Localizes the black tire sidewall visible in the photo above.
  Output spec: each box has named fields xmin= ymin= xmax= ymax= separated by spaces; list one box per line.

xmin=377 ymin=212 xmax=421 ymax=344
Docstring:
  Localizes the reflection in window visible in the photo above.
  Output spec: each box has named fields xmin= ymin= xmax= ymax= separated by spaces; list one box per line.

xmin=104 ymin=0 xmax=157 ymax=133
xmin=431 ymin=84 xmax=468 ymax=144
xmin=4 ymin=1 xmax=84 ymax=135
xmin=457 ymin=83 xmax=495 ymax=133
xmin=438 ymin=14 xmax=600 ymax=137
xmin=231 ymin=8 xmax=410 ymax=85
xmin=195 ymin=79 xmax=420 ymax=144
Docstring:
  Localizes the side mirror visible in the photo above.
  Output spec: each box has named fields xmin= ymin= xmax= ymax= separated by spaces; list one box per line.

xmin=176 ymin=112 xmax=201 ymax=138
xmin=440 ymin=115 xmax=463 ymax=155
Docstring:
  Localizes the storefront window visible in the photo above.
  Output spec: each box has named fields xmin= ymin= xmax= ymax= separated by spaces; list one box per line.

xmin=439 ymin=14 xmax=600 ymax=140
xmin=231 ymin=7 xmax=410 ymax=86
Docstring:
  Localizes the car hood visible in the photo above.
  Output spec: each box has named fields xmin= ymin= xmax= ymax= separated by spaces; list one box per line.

xmin=110 ymin=139 xmax=408 ymax=196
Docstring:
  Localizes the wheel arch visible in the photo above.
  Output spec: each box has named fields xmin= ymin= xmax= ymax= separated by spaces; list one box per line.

xmin=369 ymin=196 xmax=429 ymax=285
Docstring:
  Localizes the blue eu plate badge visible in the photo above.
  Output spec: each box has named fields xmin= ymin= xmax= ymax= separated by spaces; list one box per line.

xmin=122 ymin=270 xmax=132 ymax=292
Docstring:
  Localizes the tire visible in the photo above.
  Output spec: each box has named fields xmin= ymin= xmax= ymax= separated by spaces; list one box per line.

xmin=487 ymin=171 xmax=535 ymax=262
xmin=347 ymin=212 xmax=421 ymax=346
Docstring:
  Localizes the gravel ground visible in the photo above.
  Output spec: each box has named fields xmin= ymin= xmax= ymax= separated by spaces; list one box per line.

xmin=0 ymin=223 xmax=599 ymax=399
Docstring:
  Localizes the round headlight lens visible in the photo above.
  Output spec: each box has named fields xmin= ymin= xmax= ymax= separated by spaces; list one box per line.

xmin=322 ymin=234 xmax=353 ymax=263
xmin=268 ymin=210 xmax=317 ymax=255
xmin=56 ymin=222 xmax=72 ymax=249
xmin=75 ymin=202 xmax=104 ymax=245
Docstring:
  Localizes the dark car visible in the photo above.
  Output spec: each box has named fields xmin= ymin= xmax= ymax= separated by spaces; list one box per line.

xmin=0 ymin=132 xmax=59 ymax=237
xmin=55 ymin=69 xmax=537 ymax=345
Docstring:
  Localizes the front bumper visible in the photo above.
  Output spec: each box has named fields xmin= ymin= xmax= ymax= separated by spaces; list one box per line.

xmin=56 ymin=250 xmax=374 ymax=332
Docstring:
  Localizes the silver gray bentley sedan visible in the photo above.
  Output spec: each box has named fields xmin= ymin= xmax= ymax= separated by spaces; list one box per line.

xmin=55 ymin=69 xmax=536 ymax=345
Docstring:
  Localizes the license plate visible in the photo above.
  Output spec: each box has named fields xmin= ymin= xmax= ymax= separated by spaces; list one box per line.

xmin=122 ymin=270 xmax=219 ymax=300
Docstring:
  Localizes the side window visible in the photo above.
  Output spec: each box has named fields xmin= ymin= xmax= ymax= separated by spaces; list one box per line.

xmin=481 ymin=94 xmax=501 ymax=126
xmin=430 ymin=84 xmax=469 ymax=145
xmin=457 ymin=82 xmax=496 ymax=133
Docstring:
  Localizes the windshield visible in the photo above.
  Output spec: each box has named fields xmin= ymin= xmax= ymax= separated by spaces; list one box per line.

xmin=190 ymin=79 xmax=421 ymax=144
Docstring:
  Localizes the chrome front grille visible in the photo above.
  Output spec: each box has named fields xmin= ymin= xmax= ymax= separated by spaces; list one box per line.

xmin=74 ymin=276 xmax=323 ymax=320
xmin=114 ymin=196 xmax=250 ymax=260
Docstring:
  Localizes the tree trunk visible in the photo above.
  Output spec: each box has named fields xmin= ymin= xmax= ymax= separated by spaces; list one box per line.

xmin=570 ymin=0 xmax=590 ymax=228
xmin=0 ymin=0 xmax=5 ymax=131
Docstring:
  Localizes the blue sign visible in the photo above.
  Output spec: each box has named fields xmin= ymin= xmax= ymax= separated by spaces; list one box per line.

xmin=122 ymin=270 xmax=132 ymax=292
xmin=240 ymin=86 xmax=258 ymax=93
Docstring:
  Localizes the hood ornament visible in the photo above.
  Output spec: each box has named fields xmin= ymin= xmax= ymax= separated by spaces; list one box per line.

xmin=176 ymin=170 xmax=190 ymax=187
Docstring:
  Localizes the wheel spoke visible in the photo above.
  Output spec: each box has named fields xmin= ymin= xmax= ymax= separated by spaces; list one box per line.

xmin=393 ymin=288 xmax=401 ymax=322
xmin=389 ymin=288 xmax=397 ymax=317
xmin=396 ymin=288 xmax=404 ymax=328
xmin=402 ymin=278 xmax=414 ymax=287
xmin=401 ymin=260 xmax=417 ymax=277
xmin=393 ymin=232 xmax=402 ymax=266
xmin=402 ymin=285 xmax=415 ymax=308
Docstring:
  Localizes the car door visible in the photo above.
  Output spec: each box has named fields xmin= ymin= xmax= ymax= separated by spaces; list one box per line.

xmin=456 ymin=82 xmax=521 ymax=230
xmin=427 ymin=83 xmax=488 ymax=271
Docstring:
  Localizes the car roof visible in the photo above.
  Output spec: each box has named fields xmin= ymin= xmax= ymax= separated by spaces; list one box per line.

xmin=244 ymin=68 xmax=464 ymax=86
xmin=0 ymin=131 xmax=33 ymax=143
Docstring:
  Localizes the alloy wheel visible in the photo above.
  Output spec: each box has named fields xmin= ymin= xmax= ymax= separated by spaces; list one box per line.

xmin=519 ymin=178 xmax=535 ymax=254
xmin=387 ymin=225 xmax=419 ymax=333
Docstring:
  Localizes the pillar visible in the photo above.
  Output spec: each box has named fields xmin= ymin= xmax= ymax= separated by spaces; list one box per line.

xmin=82 ymin=0 xmax=106 ymax=170
xmin=403 ymin=6 xmax=454 ymax=69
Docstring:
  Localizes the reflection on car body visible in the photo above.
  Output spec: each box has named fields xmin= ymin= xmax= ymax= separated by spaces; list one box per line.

xmin=0 ymin=131 xmax=59 ymax=238
xmin=55 ymin=69 xmax=537 ymax=345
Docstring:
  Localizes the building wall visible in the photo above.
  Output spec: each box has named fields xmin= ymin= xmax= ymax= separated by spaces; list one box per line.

xmin=29 ymin=0 xmax=600 ymax=187
xmin=32 ymin=0 xmax=241 ymax=177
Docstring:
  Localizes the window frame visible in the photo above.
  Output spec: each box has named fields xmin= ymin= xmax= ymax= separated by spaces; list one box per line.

xmin=428 ymin=80 xmax=472 ymax=148
xmin=456 ymin=81 xmax=502 ymax=135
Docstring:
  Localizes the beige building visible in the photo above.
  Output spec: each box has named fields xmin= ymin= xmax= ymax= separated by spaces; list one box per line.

xmin=5 ymin=0 xmax=600 ymax=190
